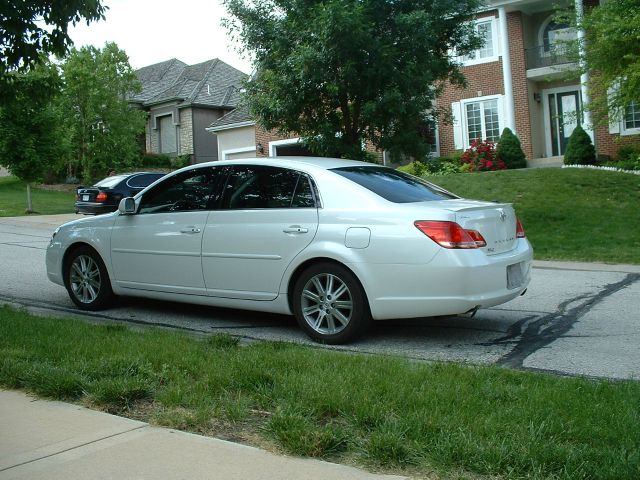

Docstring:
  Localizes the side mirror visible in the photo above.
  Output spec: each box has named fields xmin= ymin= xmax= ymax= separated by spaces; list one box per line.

xmin=118 ymin=197 xmax=136 ymax=215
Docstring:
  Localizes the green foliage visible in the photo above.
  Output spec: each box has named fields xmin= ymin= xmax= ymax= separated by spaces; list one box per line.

xmin=557 ymin=1 xmax=640 ymax=125
xmin=171 ymin=154 xmax=192 ymax=170
xmin=496 ymin=127 xmax=526 ymax=169
xmin=223 ymin=0 xmax=482 ymax=160
xmin=0 ymin=1 xmax=105 ymax=77
xmin=615 ymin=145 xmax=640 ymax=163
xmin=60 ymin=42 xmax=146 ymax=182
xmin=0 ymin=61 xmax=67 ymax=211
xmin=397 ymin=161 xmax=428 ymax=176
xmin=398 ymin=156 xmax=464 ymax=177
xmin=142 ymin=153 xmax=172 ymax=169
xmin=563 ymin=125 xmax=597 ymax=165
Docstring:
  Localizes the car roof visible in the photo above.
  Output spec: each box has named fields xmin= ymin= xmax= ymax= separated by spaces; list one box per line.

xmin=190 ymin=157 xmax=379 ymax=173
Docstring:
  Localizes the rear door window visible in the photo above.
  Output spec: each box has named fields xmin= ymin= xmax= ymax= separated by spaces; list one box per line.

xmin=222 ymin=166 xmax=317 ymax=209
xmin=331 ymin=166 xmax=457 ymax=203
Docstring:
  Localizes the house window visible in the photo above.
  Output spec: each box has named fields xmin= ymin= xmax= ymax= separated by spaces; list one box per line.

xmin=460 ymin=18 xmax=499 ymax=65
xmin=465 ymin=98 xmax=501 ymax=143
xmin=158 ymin=115 xmax=177 ymax=154
xmin=624 ymin=101 xmax=640 ymax=132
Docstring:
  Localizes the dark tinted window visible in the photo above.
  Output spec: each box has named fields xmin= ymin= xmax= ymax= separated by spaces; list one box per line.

xmin=291 ymin=174 xmax=316 ymax=208
xmin=138 ymin=167 xmax=221 ymax=214
xmin=222 ymin=166 xmax=315 ymax=209
xmin=127 ymin=173 xmax=165 ymax=188
xmin=331 ymin=167 xmax=457 ymax=203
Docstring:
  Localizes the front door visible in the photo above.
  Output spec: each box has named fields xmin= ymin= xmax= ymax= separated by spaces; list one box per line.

xmin=547 ymin=90 xmax=581 ymax=156
xmin=110 ymin=167 xmax=222 ymax=295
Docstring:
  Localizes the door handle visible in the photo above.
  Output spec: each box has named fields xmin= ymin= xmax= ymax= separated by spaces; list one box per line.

xmin=180 ymin=226 xmax=201 ymax=234
xmin=283 ymin=226 xmax=308 ymax=234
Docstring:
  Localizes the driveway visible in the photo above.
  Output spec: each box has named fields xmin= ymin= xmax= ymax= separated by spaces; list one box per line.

xmin=1 ymin=214 xmax=639 ymax=380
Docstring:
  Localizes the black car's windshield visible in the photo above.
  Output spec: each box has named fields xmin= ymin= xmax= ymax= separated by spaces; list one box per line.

xmin=94 ymin=175 xmax=128 ymax=188
xmin=331 ymin=166 xmax=458 ymax=203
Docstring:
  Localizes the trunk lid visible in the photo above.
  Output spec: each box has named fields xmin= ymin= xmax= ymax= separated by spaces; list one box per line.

xmin=419 ymin=199 xmax=518 ymax=255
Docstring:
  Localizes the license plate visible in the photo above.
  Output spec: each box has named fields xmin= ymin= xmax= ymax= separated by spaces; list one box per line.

xmin=507 ymin=262 xmax=526 ymax=290
xmin=82 ymin=195 xmax=89 ymax=201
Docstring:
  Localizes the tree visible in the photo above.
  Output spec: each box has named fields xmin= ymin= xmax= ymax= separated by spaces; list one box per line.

xmin=0 ymin=0 xmax=105 ymax=76
xmin=0 ymin=61 xmax=65 ymax=212
xmin=60 ymin=43 xmax=146 ymax=181
xmin=558 ymin=0 xmax=640 ymax=124
xmin=496 ymin=128 xmax=526 ymax=169
xmin=563 ymin=125 xmax=596 ymax=165
xmin=224 ymin=0 xmax=482 ymax=160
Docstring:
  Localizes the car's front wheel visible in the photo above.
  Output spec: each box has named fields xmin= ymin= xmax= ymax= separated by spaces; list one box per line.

xmin=293 ymin=262 xmax=370 ymax=344
xmin=64 ymin=246 xmax=113 ymax=310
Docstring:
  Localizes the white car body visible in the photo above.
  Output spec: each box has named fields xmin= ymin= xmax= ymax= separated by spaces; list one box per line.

xmin=46 ymin=157 xmax=533 ymax=342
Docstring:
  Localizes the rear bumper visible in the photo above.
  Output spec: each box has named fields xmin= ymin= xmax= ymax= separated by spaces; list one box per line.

xmin=356 ymin=239 xmax=533 ymax=320
xmin=75 ymin=202 xmax=117 ymax=215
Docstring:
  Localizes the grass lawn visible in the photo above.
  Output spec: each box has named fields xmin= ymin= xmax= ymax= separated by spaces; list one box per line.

xmin=0 ymin=176 xmax=75 ymax=217
xmin=433 ymin=168 xmax=640 ymax=264
xmin=1 ymin=306 xmax=639 ymax=480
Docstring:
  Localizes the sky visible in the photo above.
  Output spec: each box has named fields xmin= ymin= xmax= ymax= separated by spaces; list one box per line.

xmin=66 ymin=0 xmax=253 ymax=73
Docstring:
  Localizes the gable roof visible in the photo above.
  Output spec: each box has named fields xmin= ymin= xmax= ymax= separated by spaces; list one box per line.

xmin=208 ymin=104 xmax=255 ymax=131
xmin=131 ymin=58 xmax=248 ymax=109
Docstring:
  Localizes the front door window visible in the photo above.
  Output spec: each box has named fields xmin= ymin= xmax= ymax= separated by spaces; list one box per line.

xmin=548 ymin=90 xmax=581 ymax=156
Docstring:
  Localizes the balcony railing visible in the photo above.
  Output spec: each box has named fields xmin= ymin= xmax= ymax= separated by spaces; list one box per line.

xmin=525 ymin=44 xmax=575 ymax=70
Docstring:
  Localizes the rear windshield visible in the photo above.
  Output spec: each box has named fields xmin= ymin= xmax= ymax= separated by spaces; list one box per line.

xmin=94 ymin=175 xmax=128 ymax=188
xmin=331 ymin=166 xmax=458 ymax=203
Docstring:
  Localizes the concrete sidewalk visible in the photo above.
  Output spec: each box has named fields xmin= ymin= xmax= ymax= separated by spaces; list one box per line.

xmin=0 ymin=390 xmax=406 ymax=480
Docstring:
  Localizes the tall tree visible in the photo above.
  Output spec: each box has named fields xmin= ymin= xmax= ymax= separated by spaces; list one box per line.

xmin=0 ymin=0 xmax=105 ymax=75
xmin=557 ymin=0 xmax=640 ymax=124
xmin=60 ymin=42 xmax=146 ymax=181
xmin=224 ymin=0 xmax=482 ymax=160
xmin=581 ymin=0 xmax=640 ymax=123
xmin=0 ymin=61 xmax=65 ymax=212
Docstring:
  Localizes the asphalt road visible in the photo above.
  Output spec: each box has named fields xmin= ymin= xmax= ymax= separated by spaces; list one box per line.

xmin=1 ymin=214 xmax=638 ymax=381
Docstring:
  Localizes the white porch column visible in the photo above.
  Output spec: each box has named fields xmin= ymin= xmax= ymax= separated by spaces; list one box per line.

xmin=575 ymin=0 xmax=593 ymax=141
xmin=499 ymin=6 xmax=516 ymax=133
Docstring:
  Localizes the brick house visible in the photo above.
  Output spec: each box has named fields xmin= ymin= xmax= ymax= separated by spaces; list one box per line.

xmin=439 ymin=0 xmax=640 ymax=165
xmin=208 ymin=0 xmax=639 ymax=164
xmin=130 ymin=58 xmax=247 ymax=163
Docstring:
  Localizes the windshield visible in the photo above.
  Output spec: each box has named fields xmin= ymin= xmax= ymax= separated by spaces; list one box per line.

xmin=94 ymin=175 xmax=128 ymax=188
xmin=331 ymin=166 xmax=458 ymax=203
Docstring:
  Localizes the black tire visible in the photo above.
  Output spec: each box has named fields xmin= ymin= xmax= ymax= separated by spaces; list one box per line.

xmin=64 ymin=246 xmax=114 ymax=310
xmin=292 ymin=262 xmax=371 ymax=344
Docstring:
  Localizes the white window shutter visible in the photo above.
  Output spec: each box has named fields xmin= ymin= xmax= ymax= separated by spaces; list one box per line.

xmin=607 ymin=84 xmax=621 ymax=134
xmin=451 ymin=102 xmax=463 ymax=149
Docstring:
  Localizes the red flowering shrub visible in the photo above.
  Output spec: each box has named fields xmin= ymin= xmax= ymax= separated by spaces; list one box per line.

xmin=460 ymin=139 xmax=506 ymax=172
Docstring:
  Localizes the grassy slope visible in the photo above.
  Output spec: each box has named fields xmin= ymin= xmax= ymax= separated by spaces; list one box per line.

xmin=0 ymin=177 xmax=75 ymax=217
xmin=1 ymin=307 xmax=638 ymax=480
xmin=433 ymin=168 xmax=640 ymax=264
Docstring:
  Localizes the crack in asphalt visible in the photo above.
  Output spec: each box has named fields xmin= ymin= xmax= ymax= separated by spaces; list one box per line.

xmin=496 ymin=273 xmax=640 ymax=368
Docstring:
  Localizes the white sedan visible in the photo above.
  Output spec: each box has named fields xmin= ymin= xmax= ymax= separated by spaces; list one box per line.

xmin=46 ymin=157 xmax=533 ymax=344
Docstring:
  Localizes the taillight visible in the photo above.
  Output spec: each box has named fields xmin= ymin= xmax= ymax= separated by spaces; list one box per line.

xmin=516 ymin=218 xmax=526 ymax=238
xmin=414 ymin=221 xmax=487 ymax=249
xmin=96 ymin=192 xmax=108 ymax=202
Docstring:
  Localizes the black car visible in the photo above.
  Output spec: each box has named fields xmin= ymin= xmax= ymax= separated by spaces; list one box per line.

xmin=75 ymin=172 xmax=167 ymax=215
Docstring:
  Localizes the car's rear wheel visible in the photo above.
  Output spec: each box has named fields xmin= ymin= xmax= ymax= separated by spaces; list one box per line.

xmin=65 ymin=246 xmax=113 ymax=310
xmin=293 ymin=262 xmax=370 ymax=344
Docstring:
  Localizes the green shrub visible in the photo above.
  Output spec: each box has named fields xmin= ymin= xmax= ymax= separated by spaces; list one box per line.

xmin=563 ymin=126 xmax=596 ymax=165
xmin=496 ymin=128 xmax=527 ymax=169
xmin=397 ymin=161 xmax=428 ymax=176
xmin=142 ymin=153 xmax=172 ymax=169
xmin=171 ymin=154 xmax=192 ymax=169
xmin=615 ymin=145 xmax=640 ymax=163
